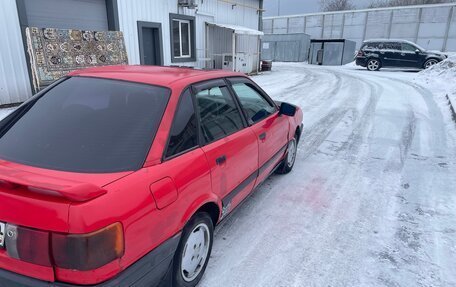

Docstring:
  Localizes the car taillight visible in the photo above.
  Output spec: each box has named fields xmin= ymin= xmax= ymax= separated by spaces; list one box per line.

xmin=52 ymin=222 xmax=124 ymax=271
xmin=356 ymin=50 xmax=364 ymax=57
xmin=4 ymin=222 xmax=124 ymax=270
xmin=5 ymin=224 xmax=52 ymax=266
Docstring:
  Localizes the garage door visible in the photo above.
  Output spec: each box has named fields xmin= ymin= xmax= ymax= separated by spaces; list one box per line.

xmin=22 ymin=0 xmax=109 ymax=31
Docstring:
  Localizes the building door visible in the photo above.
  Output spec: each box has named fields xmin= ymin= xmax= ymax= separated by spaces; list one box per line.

xmin=137 ymin=22 xmax=163 ymax=66
xmin=18 ymin=0 xmax=110 ymax=30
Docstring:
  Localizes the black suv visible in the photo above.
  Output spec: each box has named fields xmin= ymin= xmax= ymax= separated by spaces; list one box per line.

xmin=355 ymin=39 xmax=447 ymax=71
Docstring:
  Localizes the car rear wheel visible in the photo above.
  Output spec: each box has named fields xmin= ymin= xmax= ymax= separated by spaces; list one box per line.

xmin=276 ymin=136 xmax=298 ymax=174
xmin=173 ymin=212 xmax=213 ymax=287
xmin=367 ymin=59 xmax=381 ymax=71
xmin=424 ymin=59 xmax=438 ymax=69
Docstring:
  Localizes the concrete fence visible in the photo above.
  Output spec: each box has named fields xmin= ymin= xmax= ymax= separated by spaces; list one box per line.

xmin=263 ymin=3 xmax=456 ymax=51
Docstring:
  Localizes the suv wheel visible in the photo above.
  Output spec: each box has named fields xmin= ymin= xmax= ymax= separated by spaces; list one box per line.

xmin=367 ymin=59 xmax=381 ymax=71
xmin=424 ymin=59 xmax=438 ymax=69
xmin=173 ymin=212 xmax=213 ymax=287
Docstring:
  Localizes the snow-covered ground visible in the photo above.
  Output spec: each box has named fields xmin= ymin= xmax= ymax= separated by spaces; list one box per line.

xmin=200 ymin=63 xmax=456 ymax=287
xmin=0 ymin=63 xmax=455 ymax=286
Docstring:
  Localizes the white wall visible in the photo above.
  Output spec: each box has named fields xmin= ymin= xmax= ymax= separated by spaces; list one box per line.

xmin=0 ymin=0 xmax=32 ymax=105
xmin=264 ymin=3 xmax=456 ymax=51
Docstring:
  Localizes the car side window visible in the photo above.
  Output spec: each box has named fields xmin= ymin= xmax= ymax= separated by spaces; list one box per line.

xmin=385 ymin=42 xmax=401 ymax=52
xmin=165 ymin=89 xmax=198 ymax=158
xmin=402 ymin=43 xmax=417 ymax=52
xmin=231 ymin=82 xmax=276 ymax=125
xmin=195 ymin=85 xmax=244 ymax=144
xmin=364 ymin=42 xmax=378 ymax=50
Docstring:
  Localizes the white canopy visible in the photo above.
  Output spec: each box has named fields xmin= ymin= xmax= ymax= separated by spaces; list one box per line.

xmin=207 ymin=22 xmax=264 ymax=36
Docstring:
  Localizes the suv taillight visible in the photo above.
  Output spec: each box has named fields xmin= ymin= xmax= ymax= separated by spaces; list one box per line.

xmin=4 ymin=222 xmax=124 ymax=270
xmin=356 ymin=50 xmax=364 ymax=57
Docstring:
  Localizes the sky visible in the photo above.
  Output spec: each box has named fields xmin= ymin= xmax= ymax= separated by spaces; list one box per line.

xmin=264 ymin=0 xmax=373 ymax=16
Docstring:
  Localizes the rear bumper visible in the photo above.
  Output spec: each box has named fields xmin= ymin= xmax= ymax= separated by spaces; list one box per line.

xmin=355 ymin=57 xmax=367 ymax=67
xmin=0 ymin=233 xmax=181 ymax=287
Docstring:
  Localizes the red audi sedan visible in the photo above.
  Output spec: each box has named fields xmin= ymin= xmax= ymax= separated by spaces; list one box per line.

xmin=0 ymin=66 xmax=302 ymax=287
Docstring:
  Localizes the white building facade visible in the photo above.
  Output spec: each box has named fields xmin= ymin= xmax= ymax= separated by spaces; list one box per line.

xmin=0 ymin=0 xmax=263 ymax=105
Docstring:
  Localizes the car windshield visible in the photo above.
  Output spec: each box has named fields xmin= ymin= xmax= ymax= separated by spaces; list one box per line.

xmin=0 ymin=77 xmax=170 ymax=173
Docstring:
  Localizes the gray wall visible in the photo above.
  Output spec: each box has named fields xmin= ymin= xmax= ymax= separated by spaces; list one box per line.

xmin=263 ymin=3 xmax=456 ymax=51
xmin=261 ymin=33 xmax=310 ymax=62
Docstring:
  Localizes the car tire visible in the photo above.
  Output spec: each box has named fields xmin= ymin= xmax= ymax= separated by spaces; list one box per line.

xmin=366 ymin=58 xmax=381 ymax=71
xmin=173 ymin=212 xmax=214 ymax=287
xmin=423 ymin=59 xmax=439 ymax=69
xmin=276 ymin=136 xmax=298 ymax=175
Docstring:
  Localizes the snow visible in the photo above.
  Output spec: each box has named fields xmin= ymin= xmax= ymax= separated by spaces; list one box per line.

xmin=0 ymin=107 xmax=14 ymax=120
xmin=0 ymin=63 xmax=455 ymax=286
xmin=415 ymin=55 xmax=456 ymax=111
xmin=200 ymin=63 xmax=456 ymax=286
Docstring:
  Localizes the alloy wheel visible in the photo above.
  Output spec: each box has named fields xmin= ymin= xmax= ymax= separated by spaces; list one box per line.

xmin=367 ymin=59 xmax=380 ymax=71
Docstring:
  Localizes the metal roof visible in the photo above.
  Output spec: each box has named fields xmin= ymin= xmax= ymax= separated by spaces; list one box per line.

xmin=207 ymin=22 xmax=264 ymax=36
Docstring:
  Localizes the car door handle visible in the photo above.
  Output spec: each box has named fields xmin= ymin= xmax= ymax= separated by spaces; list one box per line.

xmin=259 ymin=132 xmax=266 ymax=141
xmin=216 ymin=155 xmax=226 ymax=165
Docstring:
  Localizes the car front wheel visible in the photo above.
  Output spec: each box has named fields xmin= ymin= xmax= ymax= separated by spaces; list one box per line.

xmin=173 ymin=212 xmax=213 ymax=287
xmin=276 ymin=137 xmax=298 ymax=174
xmin=423 ymin=59 xmax=439 ymax=69
xmin=367 ymin=59 xmax=381 ymax=71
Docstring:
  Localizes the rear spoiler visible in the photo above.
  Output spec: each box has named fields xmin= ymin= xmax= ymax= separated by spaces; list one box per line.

xmin=0 ymin=165 xmax=106 ymax=202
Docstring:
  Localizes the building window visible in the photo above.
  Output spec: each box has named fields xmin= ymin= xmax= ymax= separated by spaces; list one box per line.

xmin=169 ymin=14 xmax=195 ymax=63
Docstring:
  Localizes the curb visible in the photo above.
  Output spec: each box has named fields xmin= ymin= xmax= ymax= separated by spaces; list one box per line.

xmin=446 ymin=94 xmax=456 ymax=125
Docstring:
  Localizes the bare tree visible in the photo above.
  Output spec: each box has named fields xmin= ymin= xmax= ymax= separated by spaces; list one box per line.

xmin=368 ymin=0 xmax=455 ymax=8
xmin=320 ymin=0 xmax=355 ymax=11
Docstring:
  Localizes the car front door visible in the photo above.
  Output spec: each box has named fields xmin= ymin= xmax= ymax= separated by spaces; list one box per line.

xmin=400 ymin=43 xmax=424 ymax=68
xmin=228 ymin=77 xmax=289 ymax=187
xmin=193 ymin=79 xmax=259 ymax=218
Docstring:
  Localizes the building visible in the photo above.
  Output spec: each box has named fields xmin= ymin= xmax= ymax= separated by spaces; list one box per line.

xmin=0 ymin=0 xmax=263 ymax=105
xmin=263 ymin=3 xmax=456 ymax=51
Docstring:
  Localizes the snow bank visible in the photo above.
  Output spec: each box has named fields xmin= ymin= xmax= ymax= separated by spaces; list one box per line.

xmin=415 ymin=55 xmax=456 ymax=123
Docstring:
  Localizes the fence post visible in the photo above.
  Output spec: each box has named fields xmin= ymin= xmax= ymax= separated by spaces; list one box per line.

xmin=287 ymin=17 xmax=290 ymax=34
xmin=321 ymin=14 xmax=325 ymax=38
xmin=443 ymin=6 xmax=454 ymax=52
xmin=415 ymin=7 xmax=422 ymax=43
xmin=387 ymin=10 xmax=393 ymax=39
xmin=341 ymin=13 xmax=346 ymax=38
xmin=362 ymin=11 xmax=369 ymax=42
xmin=303 ymin=16 xmax=307 ymax=34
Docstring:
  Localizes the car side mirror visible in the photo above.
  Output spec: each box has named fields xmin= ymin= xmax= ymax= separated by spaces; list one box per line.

xmin=279 ymin=102 xmax=296 ymax=117
xmin=415 ymin=49 xmax=420 ymax=54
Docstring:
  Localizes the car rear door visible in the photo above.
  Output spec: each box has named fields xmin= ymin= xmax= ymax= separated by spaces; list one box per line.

xmin=381 ymin=42 xmax=402 ymax=67
xmin=193 ymin=79 xmax=259 ymax=218
xmin=228 ymin=77 xmax=289 ymax=186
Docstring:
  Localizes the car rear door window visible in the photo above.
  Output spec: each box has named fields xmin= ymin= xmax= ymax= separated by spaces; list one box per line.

xmin=0 ymin=77 xmax=170 ymax=173
xmin=165 ymin=89 xmax=198 ymax=158
xmin=385 ymin=42 xmax=401 ymax=52
xmin=195 ymin=85 xmax=244 ymax=144
xmin=230 ymin=82 xmax=276 ymax=125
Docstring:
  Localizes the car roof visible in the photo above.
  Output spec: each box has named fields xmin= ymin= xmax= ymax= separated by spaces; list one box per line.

xmin=68 ymin=65 xmax=246 ymax=88
xmin=363 ymin=39 xmax=418 ymax=45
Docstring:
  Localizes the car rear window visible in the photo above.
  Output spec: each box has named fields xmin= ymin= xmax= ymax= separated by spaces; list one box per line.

xmin=0 ymin=77 xmax=170 ymax=173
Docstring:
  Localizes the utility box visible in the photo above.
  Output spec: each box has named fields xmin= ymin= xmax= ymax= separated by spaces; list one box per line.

xmin=309 ymin=39 xmax=356 ymax=66
xmin=261 ymin=33 xmax=310 ymax=62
